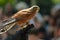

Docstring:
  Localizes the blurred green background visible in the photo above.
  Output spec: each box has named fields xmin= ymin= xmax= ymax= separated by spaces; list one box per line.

xmin=0 ymin=0 xmax=60 ymax=15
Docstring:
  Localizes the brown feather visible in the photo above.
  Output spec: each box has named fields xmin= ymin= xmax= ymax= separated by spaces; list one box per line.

xmin=12 ymin=5 xmax=40 ymax=26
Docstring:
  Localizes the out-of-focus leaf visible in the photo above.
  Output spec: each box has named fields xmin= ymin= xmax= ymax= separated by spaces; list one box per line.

xmin=52 ymin=0 xmax=60 ymax=4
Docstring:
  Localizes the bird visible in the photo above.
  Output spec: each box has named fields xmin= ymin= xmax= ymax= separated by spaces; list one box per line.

xmin=0 ymin=5 xmax=40 ymax=34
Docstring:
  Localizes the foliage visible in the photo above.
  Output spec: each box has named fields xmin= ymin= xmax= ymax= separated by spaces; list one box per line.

xmin=52 ymin=0 xmax=60 ymax=4
xmin=0 ymin=0 xmax=16 ymax=6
